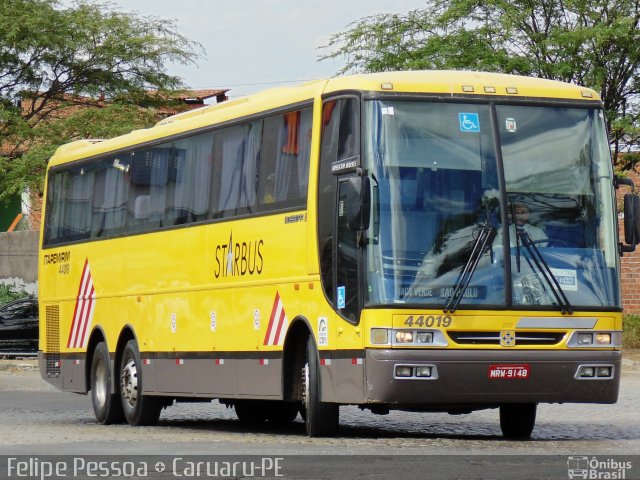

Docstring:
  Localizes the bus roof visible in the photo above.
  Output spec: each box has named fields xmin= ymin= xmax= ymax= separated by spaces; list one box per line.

xmin=323 ymin=70 xmax=599 ymax=100
xmin=48 ymin=70 xmax=600 ymax=167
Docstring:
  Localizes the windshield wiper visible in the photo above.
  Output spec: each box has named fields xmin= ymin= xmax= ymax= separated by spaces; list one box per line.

xmin=516 ymin=228 xmax=574 ymax=314
xmin=444 ymin=224 xmax=496 ymax=313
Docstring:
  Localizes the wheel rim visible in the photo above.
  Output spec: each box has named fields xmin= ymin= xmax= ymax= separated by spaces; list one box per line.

xmin=120 ymin=358 xmax=138 ymax=408
xmin=94 ymin=358 xmax=108 ymax=407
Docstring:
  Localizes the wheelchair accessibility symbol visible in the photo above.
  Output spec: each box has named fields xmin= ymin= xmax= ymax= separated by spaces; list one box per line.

xmin=459 ymin=112 xmax=480 ymax=132
xmin=337 ymin=286 xmax=346 ymax=309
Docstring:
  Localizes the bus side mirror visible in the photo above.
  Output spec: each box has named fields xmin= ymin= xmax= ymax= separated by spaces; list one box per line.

xmin=346 ymin=176 xmax=371 ymax=231
xmin=623 ymin=193 xmax=640 ymax=245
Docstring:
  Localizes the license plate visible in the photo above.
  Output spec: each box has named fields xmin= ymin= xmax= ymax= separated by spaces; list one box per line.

xmin=488 ymin=364 xmax=530 ymax=379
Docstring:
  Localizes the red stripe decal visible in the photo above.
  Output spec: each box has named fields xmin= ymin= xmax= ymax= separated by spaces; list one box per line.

xmin=272 ymin=308 xmax=286 ymax=347
xmin=77 ymin=286 xmax=95 ymax=348
xmin=73 ymin=272 xmax=93 ymax=348
xmin=263 ymin=291 xmax=280 ymax=345
xmin=67 ymin=259 xmax=89 ymax=348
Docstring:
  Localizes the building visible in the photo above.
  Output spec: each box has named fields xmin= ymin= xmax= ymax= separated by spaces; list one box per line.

xmin=0 ymin=88 xmax=229 ymax=232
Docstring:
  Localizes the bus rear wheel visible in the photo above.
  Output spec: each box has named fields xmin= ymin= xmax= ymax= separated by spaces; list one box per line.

xmin=499 ymin=403 xmax=536 ymax=439
xmin=302 ymin=337 xmax=338 ymax=437
xmin=119 ymin=340 xmax=163 ymax=426
xmin=90 ymin=342 xmax=124 ymax=424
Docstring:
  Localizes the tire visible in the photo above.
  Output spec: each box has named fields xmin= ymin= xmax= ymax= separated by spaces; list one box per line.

xmin=303 ymin=337 xmax=338 ymax=436
xmin=90 ymin=342 xmax=125 ymax=424
xmin=499 ymin=403 xmax=537 ymax=439
xmin=119 ymin=340 xmax=163 ymax=426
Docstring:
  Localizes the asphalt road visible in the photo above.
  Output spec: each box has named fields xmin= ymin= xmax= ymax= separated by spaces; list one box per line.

xmin=0 ymin=357 xmax=639 ymax=479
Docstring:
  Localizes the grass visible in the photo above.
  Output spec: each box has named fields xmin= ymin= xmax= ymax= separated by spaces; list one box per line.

xmin=624 ymin=315 xmax=640 ymax=350
xmin=0 ymin=284 xmax=30 ymax=305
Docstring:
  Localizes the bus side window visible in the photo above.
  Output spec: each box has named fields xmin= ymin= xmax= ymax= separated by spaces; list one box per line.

xmin=127 ymin=148 xmax=169 ymax=233
xmin=48 ymin=167 xmax=94 ymax=243
xmin=257 ymin=107 xmax=311 ymax=211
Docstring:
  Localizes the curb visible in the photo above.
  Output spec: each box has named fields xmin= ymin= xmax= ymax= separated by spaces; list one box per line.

xmin=0 ymin=358 xmax=38 ymax=371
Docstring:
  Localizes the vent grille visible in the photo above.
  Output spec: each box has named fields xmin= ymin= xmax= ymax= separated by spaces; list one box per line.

xmin=448 ymin=331 xmax=566 ymax=346
xmin=45 ymin=305 xmax=60 ymax=377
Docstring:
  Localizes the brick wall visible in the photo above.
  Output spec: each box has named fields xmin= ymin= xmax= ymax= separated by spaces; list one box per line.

xmin=619 ymin=168 xmax=640 ymax=314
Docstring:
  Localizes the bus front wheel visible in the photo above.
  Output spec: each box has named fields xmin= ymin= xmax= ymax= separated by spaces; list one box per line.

xmin=302 ymin=337 xmax=338 ymax=437
xmin=119 ymin=340 xmax=163 ymax=426
xmin=499 ymin=403 xmax=536 ymax=439
xmin=90 ymin=342 xmax=124 ymax=424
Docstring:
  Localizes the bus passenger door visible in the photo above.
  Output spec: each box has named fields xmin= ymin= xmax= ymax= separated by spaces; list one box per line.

xmin=318 ymin=96 xmax=366 ymax=403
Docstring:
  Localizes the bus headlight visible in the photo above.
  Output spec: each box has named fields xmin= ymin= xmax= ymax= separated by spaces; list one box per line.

xmin=568 ymin=331 xmax=621 ymax=348
xmin=395 ymin=330 xmax=414 ymax=343
xmin=395 ymin=366 xmax=413 ymax=377
xmin=580 ymin=366 xmax=595 ymax=377
xmin=575 ymin=364 xmax=614 ymax=379
xmin=577 ymin=333 xmax=593 ymax=345
xmin=416 ymin=332 xmax=434 ymax=344
xmin=415 ymin=366 xmax=433 ymax=377
xmin=386 ymin=329 xmax=448 ymax=347
xmin=394 ymin=364 xmax=439 ymax=380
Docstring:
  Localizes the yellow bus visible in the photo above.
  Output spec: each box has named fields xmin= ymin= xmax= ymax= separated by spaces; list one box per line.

xmin=39 ymin=70 xmax=640 ymax=439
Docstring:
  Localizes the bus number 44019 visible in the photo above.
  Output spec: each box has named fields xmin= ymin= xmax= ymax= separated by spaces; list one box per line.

xmin=404 ymin=315 xmax=452 ymax=328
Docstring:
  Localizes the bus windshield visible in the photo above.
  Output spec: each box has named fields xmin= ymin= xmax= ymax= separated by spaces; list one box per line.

xmin=364 ymin=100 xmax=620 ymax=310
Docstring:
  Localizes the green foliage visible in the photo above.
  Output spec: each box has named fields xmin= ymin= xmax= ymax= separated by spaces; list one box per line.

xmin=0 ymin=0 xmax=199 ymax=108
xmin=0 ymin=104 xmax=160 ymax=203
xmin=322 ymin=0 xmax=640 ymax=158
xmin=0 ymin=284 xmax=30 ymax=305
xmin=617 ymin=153 xmax=640 ymax=172
xmin=624 ymin=315 xmax=640 ymax=349
xmin=0 ymin=0 xmax=202 ymax=203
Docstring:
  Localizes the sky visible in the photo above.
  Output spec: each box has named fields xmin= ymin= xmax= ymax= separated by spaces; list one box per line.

xmin=104 ymin=0 xmax=427 ymax=99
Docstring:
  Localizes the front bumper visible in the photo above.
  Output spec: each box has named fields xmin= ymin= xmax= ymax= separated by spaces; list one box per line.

xmin=365 ymin=349 xmax=620 ymax=406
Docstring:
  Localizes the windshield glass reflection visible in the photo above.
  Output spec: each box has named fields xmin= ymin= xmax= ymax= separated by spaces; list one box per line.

xmin=498 ymin=106 xmax=619 ymax=309
xmin=364 ymin=100 xmax=620 ymax=310
xmin=364 ymin=100 xmax=504 ymax=307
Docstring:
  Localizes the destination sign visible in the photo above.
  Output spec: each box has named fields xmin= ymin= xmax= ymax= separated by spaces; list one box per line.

xmin=399 ymin=285 xmax=487 ymax=299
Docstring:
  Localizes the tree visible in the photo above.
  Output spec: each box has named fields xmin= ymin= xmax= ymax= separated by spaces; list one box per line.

xmin=0 ymin=104 xmax=160 ymax=204
xmin=0 ymin=0 xmax=201 ymax=203
xmin=321 ymin=0 xmax=640 ymax=162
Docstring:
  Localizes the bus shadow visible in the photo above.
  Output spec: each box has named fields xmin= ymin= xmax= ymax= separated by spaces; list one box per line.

xmin=156 ymin=417 xmax=502 ymax=441
xmin=154 ymin=416 xmax=640 ymax=442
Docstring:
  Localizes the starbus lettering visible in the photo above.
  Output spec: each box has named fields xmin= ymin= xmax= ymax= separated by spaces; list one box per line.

xmin=214 ymin=233 xmax=264 ymax=278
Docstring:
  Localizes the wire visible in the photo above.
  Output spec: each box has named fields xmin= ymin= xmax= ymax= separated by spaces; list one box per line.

xmin=189 ymin=79 xmax=317 ymax=89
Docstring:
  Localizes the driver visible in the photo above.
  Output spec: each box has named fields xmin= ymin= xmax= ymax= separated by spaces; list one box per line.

xmin=494 ymin=202 xmax=548 ymax=248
